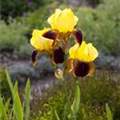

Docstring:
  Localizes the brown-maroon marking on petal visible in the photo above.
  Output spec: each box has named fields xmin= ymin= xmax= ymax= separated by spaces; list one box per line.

xmin=66 ymin=58 xmax=73 ymax=72
xmin=73 ymin=29 xmax=83 ymax=45
xmin=52 ymin=40 xmax=56 ymax=47
xmin=52 ymin=47 xmax=65 ymax=64
xmin=31 ymin=50 xmax=38 ymax=64
xmin=74 ymin=61 xmax=90 ymax=77
xmin=43 ymin=30 xmax=59 ymax=40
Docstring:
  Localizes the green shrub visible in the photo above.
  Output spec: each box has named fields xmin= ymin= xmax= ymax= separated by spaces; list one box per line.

xmin=25 ymin=0 xmax=120 ymax=55
xmin=0 ymin=70 xmax=30 ymax=120
xmin=1 ymin=0 xmax=44 ymax=20
xmin=75 ymin=0 xmax=120 ymax=55
xmin=25 ymin=3 xmax=69 ymax=30
xmin=42 ymin=0 xmax=69 ymax=5
xmin=0 ymin=19 xmax=33 ymax=58
xmin=1 ymin=0 xmax=70 ymax=20
xmin=87 ymin=0 xmax=103 ymax=7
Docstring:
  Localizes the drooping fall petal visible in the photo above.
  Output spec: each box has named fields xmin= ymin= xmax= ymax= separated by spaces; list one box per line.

xmin=42 ymin=29 xmax=59 ymax=40
xmin=73 ymin=61 xmax=95 ymax=77
xmin=52 ymin=47 xmax=65 ymax=64
xmin=31 ymin=50 xmax=38 ymax=66
xmin=73 ymin=29 xmax=83 ymax=45
xmin=73 ymin=61 xmax=90 ymax=77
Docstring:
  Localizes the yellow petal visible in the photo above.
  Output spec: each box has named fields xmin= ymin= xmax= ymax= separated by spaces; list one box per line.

xmin=69 ymin=41 xmax=98 ymax=62
xmin=47 ymin=8 xmax=78 ymax=33
xmin=77 ymin=41 xmax=89 ymax=62
xmin=88 ymin=62 xmax=95 ymax=76
xmin=30 ymin=29 xmax=54 ymax=52
xmin=69 ymin=43 xmax=79 ymax=59
xmin=77 ymin=41 xmax=98 ymax=62
xmin=48 ymin=9 xmax=62 ymax=29
xmin=86 ymin=43 xmax=98 ymax=62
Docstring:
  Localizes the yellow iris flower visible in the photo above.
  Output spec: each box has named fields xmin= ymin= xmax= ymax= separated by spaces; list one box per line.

xmin=30 ymin=28 xmax=65 ymax=65
xmin=30 ymin=8 xmax=99 ymax=77
xmin=30 ymin=28 xmax=54 ymax=52
xmin=69 ymin=41 xmax=98 ymax=62
xmin=68 ymin=41 xmax=98 ymax=77
xmin=48 ymin=8 xmax=78 ymax=33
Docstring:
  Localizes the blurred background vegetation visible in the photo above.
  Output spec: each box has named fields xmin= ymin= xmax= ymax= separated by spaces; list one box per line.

xmin=0 ymin=0 xmax=120 ymax=120
xmin=0 ymin=0 xmax=120 ymax=57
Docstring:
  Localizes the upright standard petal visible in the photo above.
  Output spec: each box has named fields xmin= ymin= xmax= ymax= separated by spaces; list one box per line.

xmin=48 ymin=9 xmax=62 ymax=29
xmin=69 ymin=41 xmax=98 ymax=62
xmin=69 ymin=43 xmax=79 ymax=59
xmin=48 ymin=8 xmax=78 ymax=33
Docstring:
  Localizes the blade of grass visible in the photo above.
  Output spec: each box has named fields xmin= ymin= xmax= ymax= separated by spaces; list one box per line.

xmin=71 ymin=85 xmax=80 ymax=120
xmin=25 ymin=79 xmax=30 ymax=120
xmin=14 ymin=82 xmax=23 ymax=120
xmin=71 ymin=85 xmax=80 ymax=114
xmin=5 ymin=70 xmax=14 ymax=97
xmin=106 ymin=103 xmax=113 ymax=120
xmin=0 ymin=96 xmax=8 ymax=120
xmin=6 ymin=70 xmax=23 ymax=120
xmin=9 ymin=105 xmax=14 ymax=120
xmin=5 ymin=98 xmax=11 ymax=113
xmin=54 ymin=110 xmax=60 ymax=120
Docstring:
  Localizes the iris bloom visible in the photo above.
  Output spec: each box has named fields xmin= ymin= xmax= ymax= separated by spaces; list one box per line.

xmin=30 ymin=28 xmax=65 ymax=65
xmin=68 ymin=41 xmax=98 ymax=77
xmin=48 ymin=8 xmax=78 ymax=33
xmin=30 ymin=8 xmax=99 ymax=78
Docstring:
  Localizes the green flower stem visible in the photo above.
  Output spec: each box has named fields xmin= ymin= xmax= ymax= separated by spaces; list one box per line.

xmin=72 ymin=115 xmax=77 ymax=120
xmin=61 ymin=77 xmax=69 ymax=120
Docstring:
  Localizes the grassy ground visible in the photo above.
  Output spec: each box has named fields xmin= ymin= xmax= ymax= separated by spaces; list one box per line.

xmin=29 ymin=71 xmax=120 ymax=120
xmin=1 ymin=67 xmax=120 ymax=120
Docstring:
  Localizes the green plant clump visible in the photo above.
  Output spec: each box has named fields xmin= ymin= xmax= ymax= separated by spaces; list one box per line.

xmin=0 ymin=70 xmax=119 ymax=120
xmin=30 ymin=73 xmax=120 ymax=120
xmin=26 ymin=0 xmax=120 ymax=55
xmin=0 ymin=67 xmax=10 ymax=98
xmin=0 ymin=20 xmax=32 ymax=58
xmin=25 ymin=3 xmax=69 ymax=30
xmin=75 ymin=0 xmax=120 ymax=55
xmin=0 ymin=70 xmax=30 ymax=120
xmin=1 ymin=0 xmax=44 ymax=20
